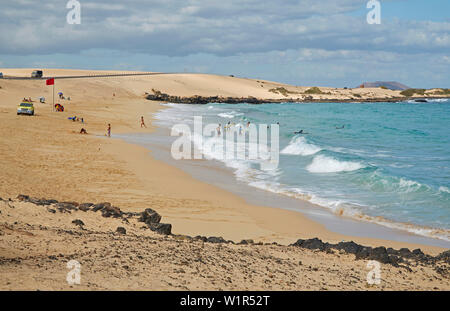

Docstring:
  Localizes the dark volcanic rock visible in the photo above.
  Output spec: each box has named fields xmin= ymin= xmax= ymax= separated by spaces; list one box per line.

xmin=78 ymin=203 xmax=93 ymax=211
xmin=412 ymin=248 xmax=425 ymax=257
xmin=436 ymin=250 xmax=450 ymax=263
xmin=292 ymin=238 xmax=330 ymax=251
xmin=29 ymin=198 xmax=58 ymax=206
xmin=101 ymin=205 xmax=122 ymax=218
xmin=16 ymin=195 xmax=58 ymax=206
xmin=78 ymin=204 xmax=92 ymax=212
xmin=55 ymin=202 xmax=78 ymax=213
xmin=335 ymin=241 xmax=364 ymax=254
xmin=92 ymin=202 xmax=111 ymax=212
xmin=61 ymin=201 xmax=79 ymax=207
xmin=238 ymin=239 xmax=254 ymax=245
xmin=194 ymin=236 xmax=208 ymax=242
xmin=368 ymin=247 xmax=390 ymax=263
xmin=116 ymin=227 xmax=127 ymax=234
xmin=207 ymin=236 xmax=226 ymax=244
xmin=147 ymin=222 xmax=172 ymax=235
xmin=72 ymin=219 xmax=85 ymax=227
xmin=290 ymin=238 xmax=444 ymax=266
xmin=139 ymin=208 xmax=162 ymax=224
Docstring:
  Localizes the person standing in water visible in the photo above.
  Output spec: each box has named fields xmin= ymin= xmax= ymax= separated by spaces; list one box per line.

xmin=140 ymin=116 xmax=147 ymax=128
xmin=107 ymin=124 xmax=111 ymax=137
xmin=217 ymin=124 xmax=222 ymax=136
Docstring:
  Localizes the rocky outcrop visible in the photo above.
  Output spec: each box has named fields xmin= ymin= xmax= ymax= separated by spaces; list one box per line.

xmin=290 ymin=238 xmax=447 ymax=269
xmin=78 ymin=203 xmax=93 ymax=211
xmin=17 ymin=194 xmax=58 ymax=206
xmin=147 ymin=223 xmax=172 ymax=235
xmin=137 ymin=208 xmax=171 ymax=235
xmin=55 ymin=202 xmax=78 ymax=213
xmin=146 ymin=92 xmax=279 ymax=104
xmin=92 ymin=202 xmax=111 ymax=212
xmin=8 ymin=194 xmax=449 ymax=274
xmin=138 ymin=208 xmax=162 ymax=224
xmin=145 ymin=91 xmax=425 ymax=104
xmin=14 ymin=195 xmax=172 ymax=235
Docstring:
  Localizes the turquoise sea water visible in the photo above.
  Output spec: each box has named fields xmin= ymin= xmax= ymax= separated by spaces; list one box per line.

xmin=154 ymin=99 xmax=450 ymax=240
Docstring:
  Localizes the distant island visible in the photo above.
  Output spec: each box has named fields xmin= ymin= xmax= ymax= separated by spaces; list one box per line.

xmin=358 ymin=81 xmax=410 ymax=90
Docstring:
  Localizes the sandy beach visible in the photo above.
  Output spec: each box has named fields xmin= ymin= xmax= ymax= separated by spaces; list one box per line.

xmin=0 ymin=68 xmax=449 ymax=290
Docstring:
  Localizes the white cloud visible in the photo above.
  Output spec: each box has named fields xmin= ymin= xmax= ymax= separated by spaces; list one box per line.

xmin=0 ymin=0 xmax=448 ymax=57
xmin=0 ymin=0 xmax=448 ymax=88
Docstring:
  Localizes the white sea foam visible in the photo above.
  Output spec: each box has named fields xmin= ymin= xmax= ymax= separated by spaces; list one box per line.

xmin=430 ymin=98 xmax=449 ymax=103
xmin=439 ymin=186 xmax=450 ymax=194
xmin=217 ymin=110 xmax=243 ymax=119
xmin=397 ymin=178 xmax=424 ymax=193
xmin=281 ymin=136 xmax=321 ymax=156
xmin=307 ymin=155 xmax=365 ymax=173
xmin=152 ymin=102 xmax=450 ymax=242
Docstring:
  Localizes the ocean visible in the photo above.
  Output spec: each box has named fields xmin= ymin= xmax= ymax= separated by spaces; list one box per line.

xmin=148 ymin=99 xmax=450 ymax=242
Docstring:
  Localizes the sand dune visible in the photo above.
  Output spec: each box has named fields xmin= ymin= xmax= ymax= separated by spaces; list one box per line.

xmin=1 ymin=68 xmax=424 ymax=101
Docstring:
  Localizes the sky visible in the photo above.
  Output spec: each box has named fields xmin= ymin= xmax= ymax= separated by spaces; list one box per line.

xmin=0 ymin=0 xmax=449 ymax=88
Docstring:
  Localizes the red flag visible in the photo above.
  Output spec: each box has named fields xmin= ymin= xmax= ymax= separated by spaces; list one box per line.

xmin=46 ymin=78 xmax=54 ymax=85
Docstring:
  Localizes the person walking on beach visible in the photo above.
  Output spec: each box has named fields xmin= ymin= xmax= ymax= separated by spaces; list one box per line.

xmin=140 ymin=116 xmax=147 ymax=128
xmin=107 ymin=124 xmax=111 ymax=137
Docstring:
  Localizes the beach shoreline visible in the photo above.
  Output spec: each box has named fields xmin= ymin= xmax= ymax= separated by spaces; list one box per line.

xmin=0 ymin=68 xmax=449 ymax=290
xmin=0 ymin=68 xmax=448 ymax=254
xmin=116 ymin=125 xmax=450 ymax=249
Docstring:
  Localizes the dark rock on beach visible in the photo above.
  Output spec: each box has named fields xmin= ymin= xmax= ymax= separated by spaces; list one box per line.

xmin=292 ymin=238 xmax=330 ymax=251
xmin=55 ymin=202 xmax=78 ymax=213
xmin=78 ymin=203 xmax=93 ymax=211
xmin=239 ymin=239 xmax=254 ymax=245
xmin=92 ymin=202 xmax=111 ymax=212
xmin=138 ymin=208 xmax=162 ymax=224
xmin=207 ymin=236 xmax=227 ymax=244
xmin=147 ymin=222 xmax=172 ymax=235
xmin=101 ymin=205 xmax=122 ymax=218
xmin=71 ymin=219 xmax=85 ymax=227
xmin=290 ymin=238 xmax=447 ymax=267
xmin=194 ymin=236 xmax=208 ymax=242
xmin=16 ymin=195 xmax=58 ymax=206
xmin=116 ymin=227 xmax=127 ymax=234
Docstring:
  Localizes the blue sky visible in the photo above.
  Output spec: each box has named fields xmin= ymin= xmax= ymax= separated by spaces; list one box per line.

xmin=0 ymin=0 xmax=448 ymax=88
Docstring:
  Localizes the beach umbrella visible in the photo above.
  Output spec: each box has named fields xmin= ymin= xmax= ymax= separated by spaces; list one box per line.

xmin=58 ymin=92 xmax=63 ymax=95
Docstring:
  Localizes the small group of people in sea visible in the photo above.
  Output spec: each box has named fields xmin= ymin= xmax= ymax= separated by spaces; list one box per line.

xmin=216 ymin=121 xmax=254 ymax=136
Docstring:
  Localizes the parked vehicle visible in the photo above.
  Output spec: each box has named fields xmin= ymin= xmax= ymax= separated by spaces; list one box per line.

xmin=17 ymin=102 xmax=35 ymax=115
xmin=31 ymin=70 xmax=43 ymax=78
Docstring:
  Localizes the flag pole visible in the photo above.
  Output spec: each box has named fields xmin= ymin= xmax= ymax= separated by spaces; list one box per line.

xmin=52 ymin=80 xmax=55 ymax=112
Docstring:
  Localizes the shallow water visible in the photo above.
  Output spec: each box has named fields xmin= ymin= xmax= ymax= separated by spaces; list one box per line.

xmin=150 ymin=99 xmax=450 ymax=242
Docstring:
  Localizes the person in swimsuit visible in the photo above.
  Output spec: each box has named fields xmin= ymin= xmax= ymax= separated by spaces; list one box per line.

xmin=140 ymin=116 xmax=147 ymax=128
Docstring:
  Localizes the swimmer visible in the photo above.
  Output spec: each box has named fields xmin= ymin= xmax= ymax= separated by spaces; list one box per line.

xmin=294 ymin=130 xmax=309 ymax=134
